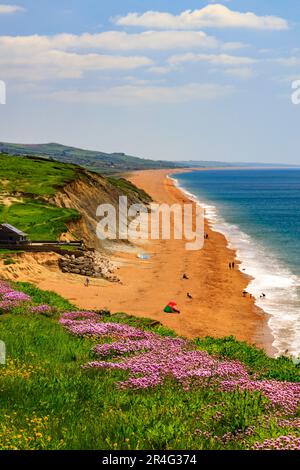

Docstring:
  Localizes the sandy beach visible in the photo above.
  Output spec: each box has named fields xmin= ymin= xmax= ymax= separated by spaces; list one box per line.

xmin=3 ymin=169 xmax=274 ymax=354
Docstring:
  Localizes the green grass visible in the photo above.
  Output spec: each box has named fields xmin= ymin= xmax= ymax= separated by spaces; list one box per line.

xmin=0 ymin=313 xmax=268 ymax=450
xmin=0 ymin=282 xmax=299 ymax=450
xmin=0 ymin=153 xmax=81 ymax=240
xmin=0 ymin=250 xmax=25 ymax=255
xmin=14 ymin=282 xmax=75 ymax=313
xmin=107 ymin=177 xmax=152 ymax=204
xmin=195 ymin=336 xmax=300 ymax=383
xmin=0 ymin=153 xmax=151 ymax=242
xmin=0 ymin=154 xmax=79 ymax=197
xmin=0 ymin=200 xmax=80 ymax=240
xmin=3 ymin=258 xmax=15 ymax=266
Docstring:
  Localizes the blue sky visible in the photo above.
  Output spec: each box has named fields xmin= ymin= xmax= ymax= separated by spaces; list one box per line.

xmin=0 ymin=1 xmax=299 ymax=163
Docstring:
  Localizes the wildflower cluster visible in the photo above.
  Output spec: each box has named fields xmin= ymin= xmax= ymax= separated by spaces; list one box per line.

xmin=30 ymin=304 xmax=53 ymax=314
xmin=0 ymin=412 xmax=56 ymax=450
xmin=195 ymin=426 xmax=256 ymax=445
xmin=60 ymin=311 xmax=151 ymax=339
xmin=252 ymin=435 xmax=300 ymax=451
xmin=60 ymin=311 xmax=300 ymax=415
xmin=0 ymin=280 xmax=52 ymax=315
xmin=0 ymin=281 xmax=31 ymax=311
xmin=0 ymin=358 xmax=43 ymax=379
xmin=276 ymin=417 xmax=300 ymax=428
xmin=220 ymin=378 xmax=300 ymax=414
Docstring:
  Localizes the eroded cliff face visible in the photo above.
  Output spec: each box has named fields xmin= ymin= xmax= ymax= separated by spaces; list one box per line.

xmin=50 ymin=170 xmax=148 ymax=251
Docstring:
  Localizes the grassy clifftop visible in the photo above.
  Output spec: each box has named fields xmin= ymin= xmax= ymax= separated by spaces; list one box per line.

xmin=0 ymin=153 xmax=79 ymax=197
xmin=0 ymin=153 xmax=151 ymax=242
xmin=0 ymin=154 xmax=81 ymax=241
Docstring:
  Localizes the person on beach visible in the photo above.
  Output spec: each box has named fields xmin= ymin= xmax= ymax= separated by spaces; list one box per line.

xmin=183 ymin=273 xmax=189 ymax=280
xmin=84 ymin=278 xmax=90 ymax=287
xmin=229 ymin=263 xmax=232 ymax=269
xmin=187 ymin=292 xmax=193 ymax=299
xmin=232 ymin=261 xmax=235 ymax=269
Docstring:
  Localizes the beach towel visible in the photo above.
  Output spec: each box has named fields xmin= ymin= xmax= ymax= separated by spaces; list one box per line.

xmin=164 ymin=301 xmax=180 ymax=314
xmin=164 ymin=305 xmax=174 ymax=313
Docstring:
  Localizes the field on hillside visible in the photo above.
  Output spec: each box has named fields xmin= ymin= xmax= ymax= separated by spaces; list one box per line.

xmin=0 ymin=280 xmax=299 ymax=451
xmin=0 ymin=201 xmax=80 ymax=241
xmin=0 ymin=154 xmax=79 ymax=197
xmin=0 ymin=154 xmax=81 ymax=241
xmin=0 ymin=154 xmax=152 ymax=242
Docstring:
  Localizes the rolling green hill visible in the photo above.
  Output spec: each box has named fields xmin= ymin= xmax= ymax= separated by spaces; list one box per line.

xmin=0 ymin=142 xmax=179 ymax=174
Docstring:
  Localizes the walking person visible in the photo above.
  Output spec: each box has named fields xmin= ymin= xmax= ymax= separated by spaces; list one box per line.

xmin=84 ymin=277 xmax=90 ymax=287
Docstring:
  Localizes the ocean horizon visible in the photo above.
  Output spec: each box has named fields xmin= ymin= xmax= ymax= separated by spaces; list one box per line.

xmin=174 ymin=168 xmax=300 ymax=357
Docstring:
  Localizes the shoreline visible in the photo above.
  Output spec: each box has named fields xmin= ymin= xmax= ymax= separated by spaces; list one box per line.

xmin=168 ymin=168 xmax=300 ymax=358
xmin=2 ymin=168 xmax=275 ymax=355
xmin=127 ymin=169 xmax=275 ymax=355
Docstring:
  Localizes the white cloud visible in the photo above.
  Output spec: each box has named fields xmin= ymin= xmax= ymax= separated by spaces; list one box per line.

xmin=0 ymin=49 xmax=153 ymax=81
xmin=0 ymin=30 xmax=220 ymax=52
xmin=48 ymin=82 xmax=233 ymax=106
xmin=275 ymin=57 xmax=300 ymax=66
xmin=0 ymin=30 xmax=250 ymax=82
xmin=115 ymin=4 xmax=288 ymax=31
xmin=224 ymin=67 xmax=255 ymax=79
xmin=0 ymin=4 xmax=24 ymax=14
xmin=148 ymin=65 xmax=174 ymax=75
xmin=57 ymin=30 xmax=219 ymax=51
xmin=168 ymin=53 xmax=257 ymax=67
xmin=221 ymin=42 xmax=248 ymax=51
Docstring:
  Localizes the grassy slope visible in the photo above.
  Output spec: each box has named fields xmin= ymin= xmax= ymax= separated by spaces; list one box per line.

xmin=0 ymin=154 xmax=78 ymax=196
xmin=0 ymin=154 xmax=151 ymax=241
xmin=0 ymin=282 xmax=299 ymax=450
xmin=107 ymin=176 xmax=152 ymax=204
xmin=0 ymin=154 xmax=81 ymax=240
xmin=0 ymin=202 xmax=79 ymax=241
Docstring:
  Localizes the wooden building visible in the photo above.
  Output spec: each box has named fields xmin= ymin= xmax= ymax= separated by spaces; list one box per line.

xmin=0 ymin=224 xmax=28 ymax=244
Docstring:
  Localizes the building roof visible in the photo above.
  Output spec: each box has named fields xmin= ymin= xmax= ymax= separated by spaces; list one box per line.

xmin=0 ymin=223 xmax=27 ymax=237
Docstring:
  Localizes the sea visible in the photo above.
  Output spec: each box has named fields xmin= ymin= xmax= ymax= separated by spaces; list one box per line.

xmin=174 ymin=168 xmax=300 ymax=357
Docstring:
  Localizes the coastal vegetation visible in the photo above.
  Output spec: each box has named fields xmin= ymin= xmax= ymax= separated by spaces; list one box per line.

xmin=0 ymin=154 xmax=82 ymax=241
xmin=107 ymin=176 xmax=152 ymax=204
xmin=0 ymin=153 xmax=151 ymax=242
xmin=0 ymin=201 xmax=80 ymax=241
xmin=0 ymin=153 xmax=80 ymax=197
xmin=0 ymin=280 xmax=299 ymax=451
